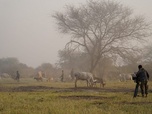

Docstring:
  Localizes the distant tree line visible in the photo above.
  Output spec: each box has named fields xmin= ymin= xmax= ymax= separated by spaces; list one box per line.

xmin=0 ymin=57 xmax=34 ymax=78
xmin=0 ymin=57 xmax=62 ymax=80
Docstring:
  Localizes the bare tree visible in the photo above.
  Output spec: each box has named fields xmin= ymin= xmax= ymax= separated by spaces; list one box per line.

xmin=53 ymin=0 xmax=151 ymax=73
xmin=141 ymin=44 xmax=152 ymax=75
xmin=142 ymin=45 xmax=152 ymax=64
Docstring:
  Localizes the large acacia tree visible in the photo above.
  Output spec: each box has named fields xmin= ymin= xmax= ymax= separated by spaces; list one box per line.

xmin=53 ymin=0 xmax=151 ymax=73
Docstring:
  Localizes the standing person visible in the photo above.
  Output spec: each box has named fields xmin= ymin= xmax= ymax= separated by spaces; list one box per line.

xmin=60 ymin=70 xmax=64 ymax=82
xmin=133 ymin=78 xmax=140 ymax=98
xmin=16 ymin=71 xmax=20 ymax=82
xmin=70 ymin=68 xmax=74 ymax=80
xmin=133 ymin=65 xmax=149 ymax=98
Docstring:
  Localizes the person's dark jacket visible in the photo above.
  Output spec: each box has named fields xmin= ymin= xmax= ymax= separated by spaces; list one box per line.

xmin=136 ymin=68 xmax=149 ymax=82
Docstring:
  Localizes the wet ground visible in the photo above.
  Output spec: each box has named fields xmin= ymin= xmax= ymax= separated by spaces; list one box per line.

xmin=0 ymin=85 xmax=134 ymax=93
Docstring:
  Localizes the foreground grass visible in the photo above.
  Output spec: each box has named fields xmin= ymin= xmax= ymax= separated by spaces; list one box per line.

xmin=0 ymin=78 xmax=152 ymax=114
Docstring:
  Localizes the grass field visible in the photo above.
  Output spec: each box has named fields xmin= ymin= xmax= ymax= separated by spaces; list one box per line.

xmin=0 ymin=78 xmax=152 ymax=114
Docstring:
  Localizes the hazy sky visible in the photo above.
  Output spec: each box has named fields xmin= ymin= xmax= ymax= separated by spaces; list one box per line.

xmin=0 ymin=0 xmax=152 ymax=68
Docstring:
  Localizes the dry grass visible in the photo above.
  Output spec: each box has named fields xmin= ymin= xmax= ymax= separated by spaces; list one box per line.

xmin=0 ymin=78 xmax=151 ymax=114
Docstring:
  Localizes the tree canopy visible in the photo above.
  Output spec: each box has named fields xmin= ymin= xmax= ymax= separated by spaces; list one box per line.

xmin=53 ymin=0 xmax=151 ymax=72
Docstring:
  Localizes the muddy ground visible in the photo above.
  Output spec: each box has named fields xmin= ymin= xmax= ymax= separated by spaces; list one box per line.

xmin=0 ymin=85 xmax=135 ymax=92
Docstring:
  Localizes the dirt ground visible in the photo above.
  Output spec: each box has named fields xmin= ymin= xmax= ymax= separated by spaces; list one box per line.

xmin=0 ymin=85 xmax=134 ymax=93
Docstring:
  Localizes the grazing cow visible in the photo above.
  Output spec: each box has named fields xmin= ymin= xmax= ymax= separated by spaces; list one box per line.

xmin=34 ymin=71 xmax=45 ymax=82
xmin=93 ymin=77 xmax=106 ymax=88
xmin=72 ymin=72 xmax=94 ymax=88
xmin=34 ymin=77 xmax=43 ymax=82
xmin=46 ymin=77 xmax=54 ymax=82
xmin=37 ymin=71 xmax=43 ymax=78
xmin=119 ymin=73 xmax=132 ymax=82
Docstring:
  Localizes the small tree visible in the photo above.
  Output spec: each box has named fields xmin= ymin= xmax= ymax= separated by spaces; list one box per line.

xmin=53 ymin=0 xmax=151 ymax=73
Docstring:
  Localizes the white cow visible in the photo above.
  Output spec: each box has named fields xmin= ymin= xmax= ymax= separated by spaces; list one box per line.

xmin=34 ymin=77 xmax=43 ymax=82
xmin=72 ymin=72 xmax=94 ymax=88
xmin=93 ymin=77 xmax=106 ymax=88
xmin=119 ymin=73 xmax=132 ymax=82
xmin=34 ymin=71 xmax=45 ymax=82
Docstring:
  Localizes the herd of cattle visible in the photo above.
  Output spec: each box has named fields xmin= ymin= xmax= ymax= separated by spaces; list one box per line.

xmin=33 ymin=71 xmax=136 ymax=88
xmin=0 ymin=71 xmax=135 ymax=88
xmin=33 ymin=71 xmax=106 ymax=88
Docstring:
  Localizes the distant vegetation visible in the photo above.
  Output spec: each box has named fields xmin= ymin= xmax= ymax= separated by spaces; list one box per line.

xmin=0 ymin=57 xmax=61 ymax=80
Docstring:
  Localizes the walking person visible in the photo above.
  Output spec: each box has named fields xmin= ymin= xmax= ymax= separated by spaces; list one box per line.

xmin=133 ymin=80 xmax=140 ymax=98
xmin=60 ymin=70 xmax=64 ymax=82
xmin=133 ymin=65 xmax=149 ymax=98
xmin=70 ymin=68 xmax=74 ymax=80
xmin=16 ymin=71 xmax=20 ymax=82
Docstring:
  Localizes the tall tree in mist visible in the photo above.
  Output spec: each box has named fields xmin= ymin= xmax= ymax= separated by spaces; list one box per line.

xmin=53 ymin=0 xmax=151 ymax=72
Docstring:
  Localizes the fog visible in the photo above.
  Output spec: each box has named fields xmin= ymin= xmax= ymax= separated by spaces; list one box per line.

xmin=0 ymin=0 xmax=152 ymax=68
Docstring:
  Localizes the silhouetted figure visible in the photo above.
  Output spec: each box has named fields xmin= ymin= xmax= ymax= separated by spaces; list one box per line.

xmin=70 ymin=68 xmax=74 ymax=80
xmin=16 ymin=71 xmax=20 ymax=82
xmin=60 ymin=70 xmax=64 ymax=82
xmin=133 ymin=65 xmax=149 ymax=98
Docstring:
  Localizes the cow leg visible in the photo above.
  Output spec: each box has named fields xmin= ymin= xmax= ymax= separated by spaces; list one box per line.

xmin=89 ymin=81 xmax=91 ymax=87
xmin=88 ymin=80 xmax=92 ymax=87
xmin=94 ymin=82 xmax=97 ymax=87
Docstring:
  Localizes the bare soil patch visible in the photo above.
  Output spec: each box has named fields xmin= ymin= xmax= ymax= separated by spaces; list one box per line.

xmin=59 ymin=95 xmax=114 ymax=100
xmin=0 ymin=86 xmax=134 ymax=93
xmin=117 ymin=101 xmax=152 ymax=105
